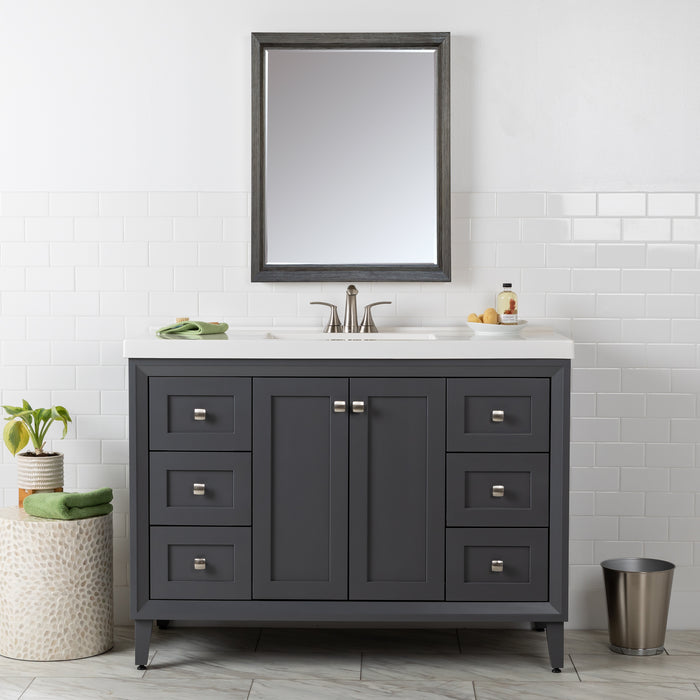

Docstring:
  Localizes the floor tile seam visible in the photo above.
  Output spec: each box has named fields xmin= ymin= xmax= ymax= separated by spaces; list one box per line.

xmin=568 ymin=652 xmax=582 ymax=681
xmin=15 ymin=676 xmax=35 ymax=699
xmin=473 ymin=681 xmax=700 ymax=686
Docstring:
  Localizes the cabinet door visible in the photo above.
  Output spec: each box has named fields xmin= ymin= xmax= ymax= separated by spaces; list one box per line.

xmin=252 ymin=378 xmax=348 ymax=599
xmin=349 ymin=378 xmax=445 ymax=600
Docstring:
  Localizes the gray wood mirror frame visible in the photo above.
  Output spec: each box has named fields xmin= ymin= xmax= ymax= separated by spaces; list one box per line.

xmin=251 ymin=32 xmax=450 ymax=282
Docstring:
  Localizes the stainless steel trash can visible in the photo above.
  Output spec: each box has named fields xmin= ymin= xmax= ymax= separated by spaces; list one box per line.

xmin=601 ymin=558 xmax=674 ymax=655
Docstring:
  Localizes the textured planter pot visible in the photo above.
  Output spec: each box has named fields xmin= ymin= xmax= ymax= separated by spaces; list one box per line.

xmin=16 ymin=452 xmax=64 ymax=507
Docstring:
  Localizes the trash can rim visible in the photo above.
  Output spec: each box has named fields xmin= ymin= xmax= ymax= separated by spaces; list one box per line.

xmin=601 ymin=557 xmax=675 ymax=573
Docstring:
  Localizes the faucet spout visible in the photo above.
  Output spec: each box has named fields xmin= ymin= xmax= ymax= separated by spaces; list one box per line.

xmin=343 ymin=285 xmax=359 ymax=333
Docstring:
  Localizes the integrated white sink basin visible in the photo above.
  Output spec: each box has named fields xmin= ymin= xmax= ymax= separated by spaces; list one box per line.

xmin=266 ymin=331 xmax=438 ymax=341
xmin=125 ymin=325 xmax=574 ymax=360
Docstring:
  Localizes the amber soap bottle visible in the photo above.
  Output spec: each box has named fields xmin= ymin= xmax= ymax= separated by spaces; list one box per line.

xmin=496 ymin=282 xmax=518 ymax=324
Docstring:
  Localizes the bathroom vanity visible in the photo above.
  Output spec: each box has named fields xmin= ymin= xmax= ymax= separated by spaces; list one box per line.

xmin=125 ymin=328 xmax=573 ymax=671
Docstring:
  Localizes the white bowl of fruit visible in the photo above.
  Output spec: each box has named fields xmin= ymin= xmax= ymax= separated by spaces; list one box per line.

xmin=467 ymin=308 xmax=527 ymax=336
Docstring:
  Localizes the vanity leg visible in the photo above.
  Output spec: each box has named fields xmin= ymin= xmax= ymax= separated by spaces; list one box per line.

xmin=135 ymin=619 xmax=153 ymax=670
xmin=546 ymin=621 xmax=564 ymax=672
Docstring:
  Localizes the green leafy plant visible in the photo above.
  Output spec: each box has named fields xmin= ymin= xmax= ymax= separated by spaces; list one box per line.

xmin=2 ymin=400 xmax=72 ymax=456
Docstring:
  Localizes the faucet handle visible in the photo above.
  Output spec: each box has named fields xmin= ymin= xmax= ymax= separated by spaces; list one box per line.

xmin=310 ymin=302 xmax=342 ymax=333
xmin=359 ymin=301 xmax=392 ymax=333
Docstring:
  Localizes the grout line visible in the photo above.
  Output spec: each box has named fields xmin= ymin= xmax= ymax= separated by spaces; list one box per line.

xmin=359 ymin=650 xmax=364 ymax=681
xmin=245 ymin=678 xmax=254 ymax=700
xmin=16 ymin=677 xmax=36 ymax=699
xmin=472 ymin=679 xmax=479 ymax=699
xmin=568 ymin=652 xmax=583 ymax=681
xmin=254 ymin=628 xmax=262 ymax=652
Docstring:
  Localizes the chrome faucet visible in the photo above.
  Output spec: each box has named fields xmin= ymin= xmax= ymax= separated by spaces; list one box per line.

xmin=343 ymin=285 xmax=359 ymax=333
xmin=310 ymin=285 xmax=391 ymax=333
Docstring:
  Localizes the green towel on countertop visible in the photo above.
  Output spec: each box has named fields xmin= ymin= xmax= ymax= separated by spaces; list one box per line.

xmin=157 ymin=320 xmax=229 ymax=337
xmin=23 ymin=488 xmax=113 ymax=520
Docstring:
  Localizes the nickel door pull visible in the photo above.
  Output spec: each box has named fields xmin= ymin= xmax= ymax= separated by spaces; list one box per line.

xmin=351 ymin=401 xmax=365 ymax=414
xmin=491 ymin=409 xmax=504 ymax=423
xmin=491 ymin=559 xmax=504 ymax=573
xmin=333 ymin=400 xmax=347 ymax=413
xmin=492 ymin=485 xmax=505 ymax=498
xmin=193 ymin=483 xmax=206 ymax=496
xmin=194 ymin=557 xmax=207 ymax=571
xmin=194 ymin=408 xmax=207 ymax=421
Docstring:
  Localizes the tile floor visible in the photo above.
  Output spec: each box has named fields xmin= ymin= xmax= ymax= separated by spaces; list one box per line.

xmin=1 ymin=627 xmax=699 ymax=699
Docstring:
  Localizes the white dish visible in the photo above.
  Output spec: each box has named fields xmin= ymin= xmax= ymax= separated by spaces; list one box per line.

xmin=467 ymin=320 xmax=528 ymax=336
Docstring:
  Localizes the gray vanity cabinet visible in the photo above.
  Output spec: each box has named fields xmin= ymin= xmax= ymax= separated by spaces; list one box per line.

xmin=129 ymin=358 xmax=569 ymax=672
xmin=252 ymin=377 xmax=445 ymax=601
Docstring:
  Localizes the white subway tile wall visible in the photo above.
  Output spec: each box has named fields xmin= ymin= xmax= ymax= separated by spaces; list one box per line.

xmin=0 ymin=190 xmax=698 ymax=628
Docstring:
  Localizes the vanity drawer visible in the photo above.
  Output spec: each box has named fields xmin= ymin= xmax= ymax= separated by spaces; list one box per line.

xmin=446 ymin=454 xmax=549 ymax=527
xmin=149 ymin=377 xmax=251 ymax=451
xmin=150 ymin=526 xmax=251 ymax=600
xmin=446 ymin=528 xmax=548 ymax=602
xmin=149 ymin=452 xmax=251 ymax=526
xmin=447 ymin=378 xmax=549 ymax=452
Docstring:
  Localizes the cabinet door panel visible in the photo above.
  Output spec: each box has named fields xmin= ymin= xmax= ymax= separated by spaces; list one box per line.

xmin=349 ymin=378 xmax=445 ymax=600
xmin=253 ymin=378 xmax=348 ymax=600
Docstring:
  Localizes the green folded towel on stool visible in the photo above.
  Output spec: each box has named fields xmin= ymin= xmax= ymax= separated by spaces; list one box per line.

xmin=157 ymin=320 xmax=229 ymax=337
xmin=23 ymin=488 xmax=113 ymax=520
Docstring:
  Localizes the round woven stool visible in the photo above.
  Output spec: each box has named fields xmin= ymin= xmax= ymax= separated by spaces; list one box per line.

xmin=0 ymin=507 xmax=113 ymax=660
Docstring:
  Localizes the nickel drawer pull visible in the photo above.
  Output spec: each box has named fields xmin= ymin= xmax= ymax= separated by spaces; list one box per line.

xmin=491 ymin=409 xmax=504 ymax=423
xmin=491 ymin=559 xmax=504 ymax=573
xmin=492 ymin=484 xmax=505 ymax=498
xmin=194 ymin=408 xmax=207 ymax=421
xmin=194 ymin=557 xmax=207 ymax=571
xmin=193 ymin=483 xmax=206 ymax=496
xmin=333 ymin=400 xmax=347 ymax=413
xmin=352 ymin=401 xmax=365 ymax=414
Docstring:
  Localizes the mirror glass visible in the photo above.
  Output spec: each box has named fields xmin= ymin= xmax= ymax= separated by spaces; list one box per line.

xmin=252 ymin=33 xmax=450 ymax=282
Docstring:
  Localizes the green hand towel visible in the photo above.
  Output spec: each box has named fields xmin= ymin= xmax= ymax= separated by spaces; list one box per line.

xmin=157 ymin=320 xmax=229 ymax=337
xmin=23 ymin=488 xmax=114 ymax=520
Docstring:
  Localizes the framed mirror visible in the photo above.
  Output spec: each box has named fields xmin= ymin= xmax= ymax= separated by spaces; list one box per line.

xmin=251 ymin=32 xmax=450 ymax=282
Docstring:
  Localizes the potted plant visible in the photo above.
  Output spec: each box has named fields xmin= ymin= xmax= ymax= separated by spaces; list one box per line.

xmin=2 ymin=400 xmax=72 ymax=507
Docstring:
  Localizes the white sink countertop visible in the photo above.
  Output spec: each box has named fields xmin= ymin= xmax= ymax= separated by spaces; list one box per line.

xmin=123 ymin=326 xmax=574 ymax=360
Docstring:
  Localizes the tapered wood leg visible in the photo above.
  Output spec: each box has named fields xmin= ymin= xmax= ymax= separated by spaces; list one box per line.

xmin=546 ymin=621 xmax=564 ymax=671
xmin=135 ymin=619 xmax=153 ymax=669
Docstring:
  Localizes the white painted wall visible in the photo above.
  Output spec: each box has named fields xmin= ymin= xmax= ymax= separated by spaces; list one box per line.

xmin=1 ymin=0 xmax=699 ymax=191
xmin=0 ymin=1 xmax=698 ymax=629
